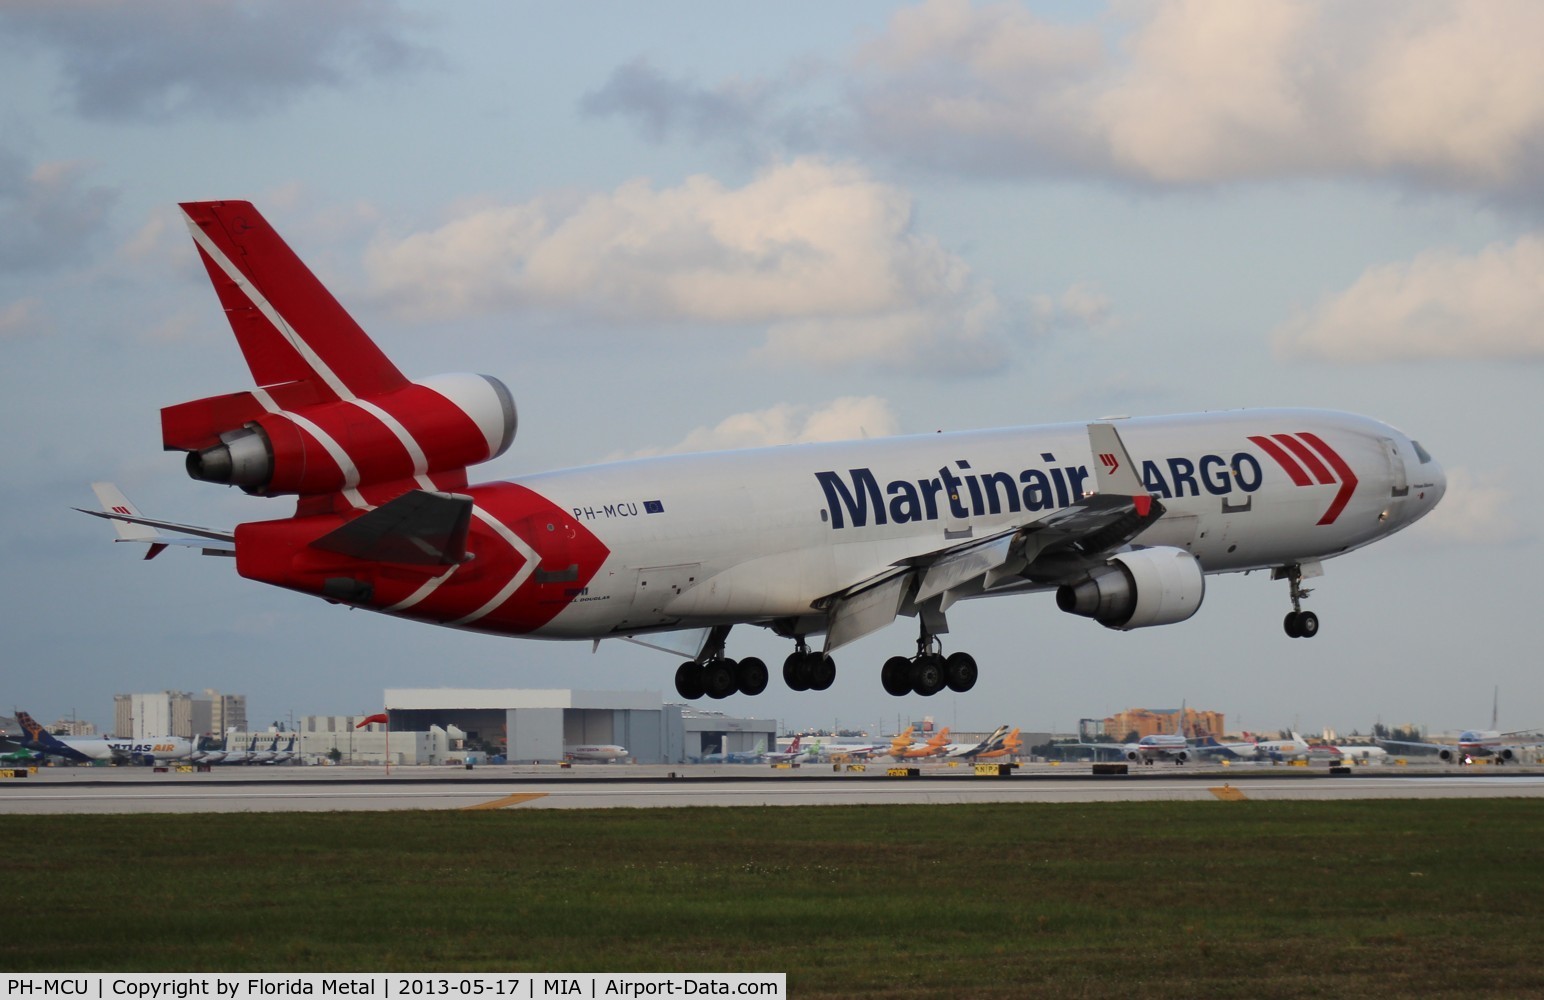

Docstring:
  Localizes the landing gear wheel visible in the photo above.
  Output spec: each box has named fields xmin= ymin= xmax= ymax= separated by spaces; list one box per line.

xmin=675 ymin=661 xmax=706 ymax=700
xmin=783 ymin=652 xmax=812 ymax=692
xmin=809 ymin=654 xmax=837 ymax=691
xmin=881 ymin=656 xmax=912 ymax=697
xmin=911 ymin=654 xmax=947 ymax=697
xmin=944 ymin=652 xmax=978 ymax=693
xmin=704 ymin=659 xmax=738 ymax=699
xmin=1284 ymin=610 xmax=1320 ymax=638
xmin=736 ymin=656 xmax=769 ymax=696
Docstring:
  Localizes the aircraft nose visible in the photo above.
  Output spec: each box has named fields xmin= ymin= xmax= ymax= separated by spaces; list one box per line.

xmin=1411 ymin=440 xmax=1445 ymax=513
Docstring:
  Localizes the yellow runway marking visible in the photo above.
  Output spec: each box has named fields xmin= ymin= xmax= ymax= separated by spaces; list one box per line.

xmin=462 ymin=792 xmax=549 ymax=810
xmin=1210 ymin=784 xmax=1248 ymax=801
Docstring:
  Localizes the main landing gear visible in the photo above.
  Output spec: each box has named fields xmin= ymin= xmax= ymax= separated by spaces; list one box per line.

xmin=782 ymin=639 xmax=836 ymax=692
xmin=879 ymin=622 xmax=979 ymax=697
xmin=673 ymin=625 xmax=769 ymax=700
xmin=1278 ymin=563 xmax=1320 ymax=639
xmin=669 ymin=623 xmax=980 ymax=700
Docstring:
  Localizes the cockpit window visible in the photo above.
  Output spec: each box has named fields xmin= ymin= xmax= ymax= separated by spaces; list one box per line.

xmin=1412 ymin=441 xmax=1433 ymax=464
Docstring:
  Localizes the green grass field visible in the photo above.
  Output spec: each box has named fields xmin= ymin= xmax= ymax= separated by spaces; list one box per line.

xmin=8 ymin=799 xmax=1543 ymax=998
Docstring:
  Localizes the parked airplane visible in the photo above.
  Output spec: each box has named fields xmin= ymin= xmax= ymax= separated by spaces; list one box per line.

xmin=806 ymin=738 xmax=885 ymax=761
xmin=972 ymin=728 xmax=1023 ymax=760
xmin=563 ymin=744 xmax=629 ymax=762
xmin=1316 ymin=743 xmax=1388 ymax=762
xmin=944 ymin=725 xmax=1014 ymax=759
xmin=1191 ymin=735 xmax=1260 ymax=759
xmin=267 ymin=734 xmax=299 ymax=764
xmin=247 ymin=734 xmax=284 ymax=764
xmin=0 ymin=748 xmax=39 ymax=763
xmin=216 ymin=734 xmax=260 ymax=765
xmin=1380 ymin=731 xmax=1544 ymax=764
xmin=83 ymin=201 xmax=1445 ymax=701
xmin=889 ymin=726 xmax=952 ymax=759
xmin=766 ymin=735 xmax=806 ymax=763
xmin=1254 ymin=733 xmax=1312 ymax=760
xmin=1117 ymin=733 xmax=1192 ymax=765
xmin=694 ymin=739 xmax=766 ymax=764
xmin=13 ymin=710 xmax=195 ymax=764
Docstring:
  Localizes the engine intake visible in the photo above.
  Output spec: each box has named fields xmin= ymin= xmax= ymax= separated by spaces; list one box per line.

xmin=1056 ymin=546 xmax=1205 ymax=630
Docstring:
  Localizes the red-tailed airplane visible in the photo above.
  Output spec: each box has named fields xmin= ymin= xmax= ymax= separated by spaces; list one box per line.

xmin=84 ymin=201 xmax=1446 ymax=702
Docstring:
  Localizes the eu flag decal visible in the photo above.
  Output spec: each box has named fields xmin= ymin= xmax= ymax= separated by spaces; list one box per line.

xmin=643 ymin=500 xmax=664 ymax=514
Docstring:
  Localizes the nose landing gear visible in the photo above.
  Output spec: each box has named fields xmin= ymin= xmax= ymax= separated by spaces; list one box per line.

xmin=1277 ymin=563 xmax=1320 ymax=638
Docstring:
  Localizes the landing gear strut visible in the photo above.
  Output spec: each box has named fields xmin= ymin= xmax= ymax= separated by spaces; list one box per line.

xmin=881 ymin=622 xmax=979 ymax=697
xmin=1278 ymin=564 xmax=1320 ymax=638
xmin=672 ymin=626 xmax=769 ymax=700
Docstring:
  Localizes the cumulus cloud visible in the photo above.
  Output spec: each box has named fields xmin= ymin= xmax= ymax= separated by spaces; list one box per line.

xmin=1273 ymin=237 xmax=1544 ymax=362
xmin=807 ymin=0 xmax=1544 ymax=194
xmin=0 ymin=151 xmax=115 ymax=271
xmin=616 ymin=396 xmax=901 ymax=460
xmin=1413 ymin=467 xmax=1524 ymax=544
xmin=0 ymin=0 xmax=433 ymax=120
xmin=366 ymin=158 xmax=1014 ymax=374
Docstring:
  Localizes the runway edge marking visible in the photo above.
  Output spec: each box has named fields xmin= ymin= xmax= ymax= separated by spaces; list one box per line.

xmin=462 ymin=792 xmax=549 ymax=810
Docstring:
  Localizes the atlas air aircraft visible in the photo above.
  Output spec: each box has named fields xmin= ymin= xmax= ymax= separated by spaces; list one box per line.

xmin=14 ymin=710 xmax=195 ymax=764
xmin=83 ymin=201 xmax=1446 ymax=703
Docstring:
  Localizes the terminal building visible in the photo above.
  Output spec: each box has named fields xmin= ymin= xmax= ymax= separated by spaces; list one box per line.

xmin=220 ymin=690 xmax=777 ymax=765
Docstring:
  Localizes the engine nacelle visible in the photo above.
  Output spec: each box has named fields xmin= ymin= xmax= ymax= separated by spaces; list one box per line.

xmin=1437 ymin=747 xmax=1458 ymax=763
xmin=1125 ymin=748 xmax=1141 ymax=761
xmin=1173 ymin=749 xmax=1189 ymax=763
xmin=1056 ymin=546 xmax=1205 ymax=630
xmin=173 ymin=373 xmax=516 ymax=497
xmin=1495 ymin=747 xmax=1515 ymax=762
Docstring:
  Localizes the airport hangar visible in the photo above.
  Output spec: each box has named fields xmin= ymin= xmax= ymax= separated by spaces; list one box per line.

xmin=370 ymin=689 xmax=776 ymax=764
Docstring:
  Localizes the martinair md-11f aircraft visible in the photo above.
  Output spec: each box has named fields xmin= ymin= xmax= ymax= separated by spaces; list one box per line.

xmin=84 ymin=201 xmax=1446 ymax=702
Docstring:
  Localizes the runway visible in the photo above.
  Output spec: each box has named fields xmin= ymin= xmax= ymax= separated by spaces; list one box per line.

xmin=4 ymin=762 xmax=1542 ymax=813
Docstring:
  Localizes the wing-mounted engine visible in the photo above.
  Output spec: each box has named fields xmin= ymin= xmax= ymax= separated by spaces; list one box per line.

xmin=163 ymin=372 xmax=516 ymax=499
xmin=1055 ymin=545 xmax=1205 ymax=630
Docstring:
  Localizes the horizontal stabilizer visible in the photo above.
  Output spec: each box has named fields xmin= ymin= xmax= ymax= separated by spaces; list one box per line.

xmin=311 ymin=490 xmax=473 ymax=566
xmin=78 ymin=483 xmax=235 ymax=558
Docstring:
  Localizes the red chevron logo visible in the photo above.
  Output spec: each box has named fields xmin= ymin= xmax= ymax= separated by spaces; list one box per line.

xmin=1247 ymin=432 xmax=1359 ymax=525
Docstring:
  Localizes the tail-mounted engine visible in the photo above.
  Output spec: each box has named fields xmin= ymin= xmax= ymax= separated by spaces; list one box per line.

xmin=1056 ymin=546 xmax=1205 ymax=630
xmin=163 ymin=373 xmax=516 ymax=498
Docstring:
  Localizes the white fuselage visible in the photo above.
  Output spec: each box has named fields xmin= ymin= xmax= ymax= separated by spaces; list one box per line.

xmin=510 ymin=408 xmax=1441 ymax=640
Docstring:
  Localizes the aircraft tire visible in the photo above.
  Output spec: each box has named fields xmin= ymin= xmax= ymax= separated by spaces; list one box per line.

xmin=911 ymin=654 xmax=947 ymax=697
xmin=1296 ymin=611 xmax=1319 ymax=637
xmin=704 ymin=659 xmax=738 ymax=699
xmin=783 ymin=652 xmax=812 ymax=691
xmin=881 ymin=656 xmax=912 ymax=697
xmin=1283 ymin=612 xmax=1302 ymax=638
xmin=736 ymin=656 xmax=769 ymax=696
xmin=945 ymin=651 xmax=978 ymax=693
xmin=809 ymin=654 xmax=837 ymax=691
xmin=675 ymin=661 xmax=706 ymax=700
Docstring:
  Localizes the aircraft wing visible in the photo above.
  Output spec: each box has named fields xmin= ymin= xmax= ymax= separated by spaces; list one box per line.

xmin=817 ymin=422 xmax=1164 ymax=651
xmin=77 ymin=482 xmax=235 ymax=559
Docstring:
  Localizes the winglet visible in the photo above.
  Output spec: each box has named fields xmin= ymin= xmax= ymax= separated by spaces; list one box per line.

xmin=1088 ymin=423 xmax=1152 ymax=516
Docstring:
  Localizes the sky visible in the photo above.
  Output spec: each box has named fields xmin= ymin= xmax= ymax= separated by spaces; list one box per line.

xmin=2 ymin=0 xmax=1539 ymax=740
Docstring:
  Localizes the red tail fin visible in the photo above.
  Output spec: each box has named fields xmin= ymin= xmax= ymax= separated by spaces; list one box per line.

xmin=179 ymin=201 xmax=406 ymax=400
